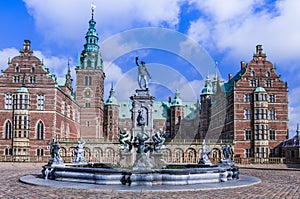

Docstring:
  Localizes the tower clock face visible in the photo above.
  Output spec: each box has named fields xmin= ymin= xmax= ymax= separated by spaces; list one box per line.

xmin=83 ymin=88 xmax=92 ymax=98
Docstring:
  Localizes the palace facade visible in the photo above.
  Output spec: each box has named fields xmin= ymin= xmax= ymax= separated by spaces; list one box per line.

xmin=0 ymin=11 xmax=288 ymax=163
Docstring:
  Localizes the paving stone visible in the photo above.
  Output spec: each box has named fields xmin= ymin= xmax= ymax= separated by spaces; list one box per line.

xmin=0 ymin=162 xmax=299 ymax=198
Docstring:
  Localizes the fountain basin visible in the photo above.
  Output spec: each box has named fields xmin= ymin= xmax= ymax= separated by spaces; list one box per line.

xmin=43 ymin=163 xmax=239 ymax=186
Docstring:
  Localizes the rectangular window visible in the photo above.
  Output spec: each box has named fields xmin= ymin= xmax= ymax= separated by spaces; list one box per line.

xmin=255 ymin=125 xmax=259 ymax=140
xmin=250 ymin=80 xmax=256 ymax=87
xmin=244 ymin=94 xmax=251 ymax=102
xmin=269 ymin=95 xmax=275 ymax=103
xmin=29 ymin=76 xmax=36 ymax=83
xmin=245 ymin=130 xmax=252 ymax=140
xmin=13 ymin=76 xmax=20 ymax=83
xmin=265 ymin=81 xmax=272 ymax=87
xmin=270 ymin=129 xmax=276 ymax=140
xmin=255 ymin=109 xmax=259 ymax=119
xmin=24 ymin=95 xmax=29 ymax=109
xmin=261 ymin=125 xmax=265 ymax=140
xmin=19 ymin=94 xmax=23 ymax=109
xmin=245 ymin=148 xmax=251 ymax=158
xmin=24 ymin=116 xmax=27 ymax=129
xmin=86 ymin=103 xmax=91 ymax=108
xmin=37 ymin=94 xmax=45 ymax=110
xmin=37 ymin=149 xmax=44 ymax=156
xmin=269 ymin=109 xmax=275 ymax=120
xmin=18 ymin=116 xmax=22 ymax=129
xmin=244 ymin=109 xmax=251 ymax=120
xmin=261 ymin=109 xmax=264 ymax=119
xmin=5 ymin=93 xmax=13 ymax=109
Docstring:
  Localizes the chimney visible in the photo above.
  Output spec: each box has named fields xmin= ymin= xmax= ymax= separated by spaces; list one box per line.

xmin=256 ymin=45 xmax=263 ymax=55
xmin=23 ymin=40 xmax=31 ymax=51
xmin=241 ymin=61 xmax=245 ymax=69
xmin=228 ymin=73 xmax=233 ymax=80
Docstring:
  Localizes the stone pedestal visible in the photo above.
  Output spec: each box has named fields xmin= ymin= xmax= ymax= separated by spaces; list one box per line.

xmin=130 ymin=89 xmax=155 ymax=138
xmin=119 ymin=151 xmax=133 ymax=168
xmin=150 ymin=152 xmax=166 ymax=168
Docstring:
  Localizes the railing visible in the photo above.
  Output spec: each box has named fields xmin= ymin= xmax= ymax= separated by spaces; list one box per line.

xmin=58 ymin=138 xmax=233 ymax=145
xmin=0 ymin=155 xmax=49 ymax=163
xmin=165 ymin=139 xmax=233 ymax=145
xmin=234 ymin=157 xmax=286 ymax=164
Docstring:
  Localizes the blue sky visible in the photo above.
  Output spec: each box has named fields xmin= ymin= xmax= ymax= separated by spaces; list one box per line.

xmin=1 ymin=0 xmax=300 ymax=136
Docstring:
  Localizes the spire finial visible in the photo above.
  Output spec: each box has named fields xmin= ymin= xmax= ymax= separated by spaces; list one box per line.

xmin=91 ymin=3 xmax=96 ymax=19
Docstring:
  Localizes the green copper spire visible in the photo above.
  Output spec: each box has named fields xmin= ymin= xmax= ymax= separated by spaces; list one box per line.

xmin=78 ymin=4 xmax=103 ymax=70
xmin=171 ymin=89 xmax=183 ymax=106
xmin=201 ymin=76 xmax=213 ymax=95
xmin=105 ymin=83 xmax=118 ymax=105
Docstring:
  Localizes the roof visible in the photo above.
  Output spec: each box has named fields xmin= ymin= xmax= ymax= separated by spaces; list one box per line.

xmin=254 ymin=86 xmax=266 ymax=93
xmin=224 ymin=67 xmax=247 ymax=93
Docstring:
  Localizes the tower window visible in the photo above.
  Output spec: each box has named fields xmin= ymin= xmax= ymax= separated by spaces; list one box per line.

xmin=85 ymin=76 xmax=92 ymax=86
xmin=37 ymin=121 xmax=44 ymax=140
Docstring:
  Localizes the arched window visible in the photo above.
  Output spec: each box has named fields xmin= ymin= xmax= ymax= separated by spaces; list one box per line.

xmin=266 ymin=71 xmax=270 ymax=77
xmin=37 ymin=121 xmax=44 ymax=140
xmin=251 ymin=71 xmax=255 ymax=77
xmin=5 ymin=121 xmax=12 ymax=139
xmin=15 ymin=67 xmax=20 ymax=73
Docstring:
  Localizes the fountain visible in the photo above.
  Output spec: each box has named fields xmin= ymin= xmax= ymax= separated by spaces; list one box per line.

xmin=38 ymin=57 xmax=242 ymax=187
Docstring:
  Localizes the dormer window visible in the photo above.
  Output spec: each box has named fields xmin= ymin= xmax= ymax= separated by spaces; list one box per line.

xmin=31 ymin=67 xmax=35 ymax=73
xmin=266 ymin=71 xmax=270 ymax=77
xmin=251 ymin=71 xmax=255 ymax=77
xmin=15 ymin=67 xmax=20 ymax=73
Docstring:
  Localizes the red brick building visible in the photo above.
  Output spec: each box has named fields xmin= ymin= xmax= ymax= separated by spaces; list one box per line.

xmin=200 ymin=45 xmax=289 ymax=158
xmin=0 ymin=10 xmax=288 ymax=162
xmin=0 ymin=40 xmax=80 ymax=161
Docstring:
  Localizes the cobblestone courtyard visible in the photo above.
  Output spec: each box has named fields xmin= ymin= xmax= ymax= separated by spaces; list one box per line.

xmin=0 ymin=162 xmax=299 ymax=199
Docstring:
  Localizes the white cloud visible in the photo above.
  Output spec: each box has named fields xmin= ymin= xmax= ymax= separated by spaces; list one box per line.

xmin=23 ymin=0 xmax=182 ymax=46
xmin=188 ymin=0 xmax=300 ymax=70
xmin=0 ymin=48 xmax=19 ymax=71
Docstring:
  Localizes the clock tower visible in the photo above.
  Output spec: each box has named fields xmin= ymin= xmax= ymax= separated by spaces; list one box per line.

xmin=75 ymin=5 xmax=105 ymax=139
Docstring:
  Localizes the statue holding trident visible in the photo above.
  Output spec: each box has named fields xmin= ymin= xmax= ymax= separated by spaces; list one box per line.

xmin=136 ymin=57 xmax=151 ymax=90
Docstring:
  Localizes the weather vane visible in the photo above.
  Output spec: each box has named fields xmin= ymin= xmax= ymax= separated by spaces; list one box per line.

xmin=91 ymin=3 xmax=96 ymax=15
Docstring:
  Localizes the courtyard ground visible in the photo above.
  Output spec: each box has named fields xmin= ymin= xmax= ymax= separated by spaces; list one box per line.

xmin=0 ymin=162 xmax=299 ymax=199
